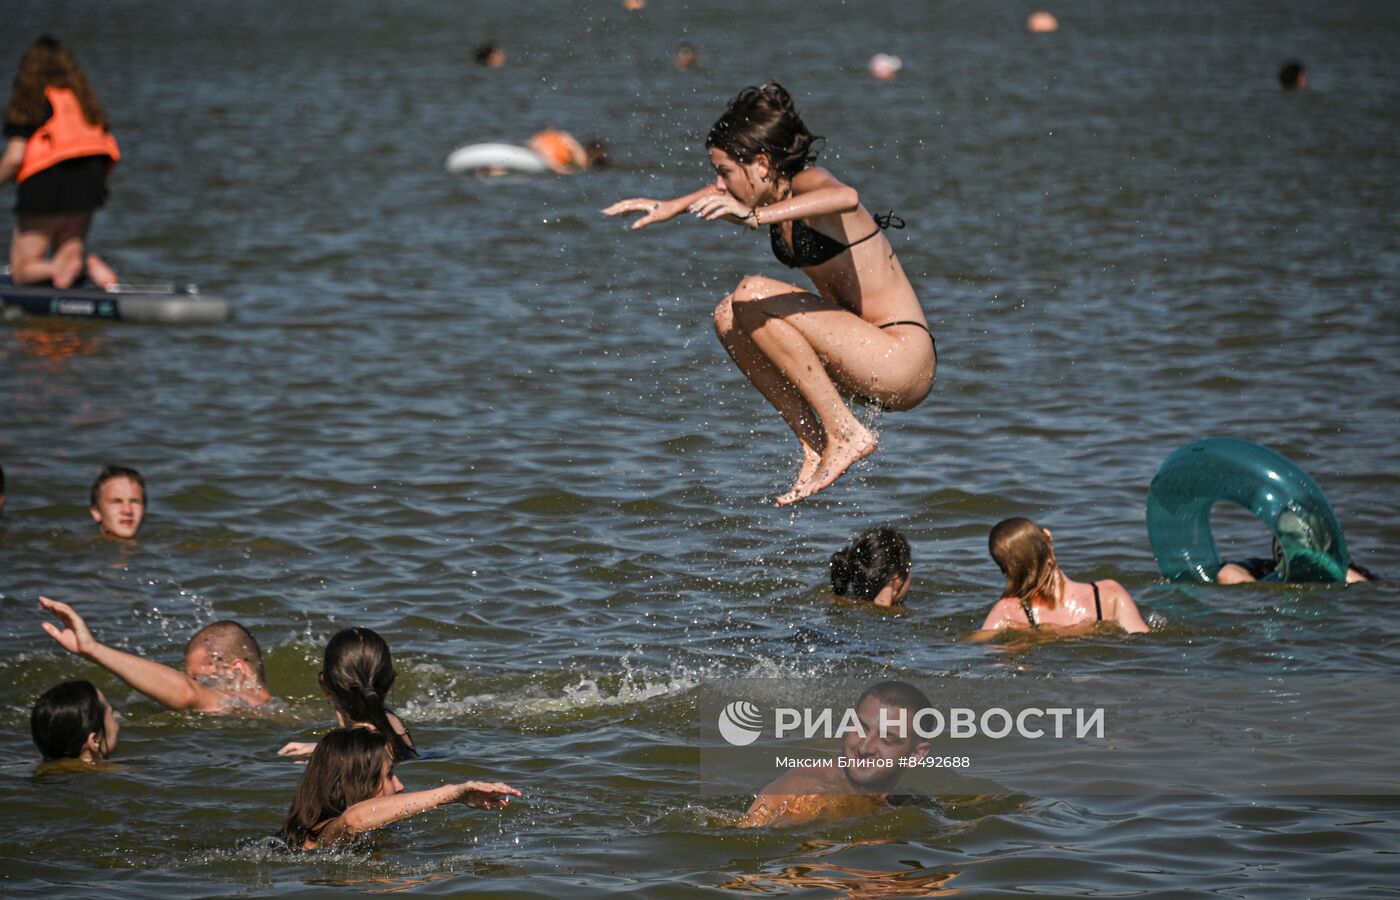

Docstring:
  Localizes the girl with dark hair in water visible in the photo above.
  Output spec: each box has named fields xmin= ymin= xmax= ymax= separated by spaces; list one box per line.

xmin=31 ymin=679 xmax=118 ymax=763
xmin=278 ymin=627 xmax=417 ymax=760
xmin=606 ymin=81 xmax=936 ymax=505
xmin=831 ymin=526 xmax=912 ymax=607
xmin=280 ymin=728 xmax=519 ymax=851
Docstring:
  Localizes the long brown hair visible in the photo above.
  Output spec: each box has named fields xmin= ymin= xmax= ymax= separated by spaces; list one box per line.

xmin=322 ymin=627 xmax=416 ymax=761
xmin=281 ymin=727 xmax=388 ymax=849
xmin=989 ymin=518 xmax=1063 ymax=608
xmin=6 ymin=36 xmax=108 ymax=129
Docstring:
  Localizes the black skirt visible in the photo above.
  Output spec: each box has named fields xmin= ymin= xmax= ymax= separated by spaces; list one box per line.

xmin=14 ymin=155 xmax=110 ymax=216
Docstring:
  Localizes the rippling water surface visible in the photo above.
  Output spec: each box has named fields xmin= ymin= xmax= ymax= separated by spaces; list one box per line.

xmin=2 ymin=1 xmax=1398 ymax=896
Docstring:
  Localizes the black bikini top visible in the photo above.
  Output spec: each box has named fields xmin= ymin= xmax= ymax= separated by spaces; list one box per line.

xmin=1021 ymin=583 xmax=1103 ymax=629
xmin=769 ymin=211 xmax=904 ymax=269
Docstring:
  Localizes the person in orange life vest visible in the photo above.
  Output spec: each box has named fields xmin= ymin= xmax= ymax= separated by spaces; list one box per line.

xmin=0 ymin=37 xmax=120 ymax=290
xmin=527 ymin=129 xmax=607 ymax=173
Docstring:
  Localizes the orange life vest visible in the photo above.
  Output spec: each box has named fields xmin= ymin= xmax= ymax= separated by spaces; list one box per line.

xmin=16 ymin=86 xmax=120 ymax=183
xmin=529 ymin=129 xmax=579 ymax=168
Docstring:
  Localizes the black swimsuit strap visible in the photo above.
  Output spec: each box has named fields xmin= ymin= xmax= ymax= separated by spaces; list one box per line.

xmin=843 ymin=210 xmax=906 ymax=251
xmin=1021 ymin=599 xmax=1037 ymax=629
xmin=1092 ymin=582 xmax=1102 ymax=622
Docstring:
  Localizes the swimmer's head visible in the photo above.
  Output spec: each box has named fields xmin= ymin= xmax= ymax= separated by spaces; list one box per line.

xmin=474 ymin=42 xmax=505 ymax=68
xmin=675 ymin=44 xmax=699 ymax=71
xmin=1279 ymin=60 xmax=1306 ymax=90
xmin=990 ymin=517 xmax=1061 ymax=607
xmin=831 ymin=526 xmax=912 ymax=606
xmin=89 ymin=464 xmax=145 ymax=540
xmin=843 ymin=681 xmax=931 ymax=791
xmin=321 ymin=627 xmax=416 ymax=761
xmin=583 ymin=140 xmax=608 ymax=169
xmin=185 ymin=620 xmax=266 ymax=689
xmin=282 ymin=728 xmax=397 ymax=848
xmin=31 ymin=680 xmax=117 ymax=762
xmin=706 ymin=81 xmax=823 ymax=184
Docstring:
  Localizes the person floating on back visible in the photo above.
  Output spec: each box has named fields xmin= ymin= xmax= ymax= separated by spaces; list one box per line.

xmin=1 ymin=36 xmax=120 ymax=288
xmin=278 ymin=627 xmax=417 ymax=759
xmin=830 ymin=526 xmax=912 ymax=607
xmin=976 ymin=517 xmax=1150 ymax=637
xmin=39 ymin=596 xmax=275 ymax=712
xmin=280 ymin=728 xmax=520 ymax=851
xmin=31 ymin=679 xmax=118 ymax=764
xmin=605 ymin=81 xmax=937 ymax=505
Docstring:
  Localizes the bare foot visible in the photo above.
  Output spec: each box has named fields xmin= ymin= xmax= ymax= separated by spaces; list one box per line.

xmin=52 ymin=256 xmax=84 ymax=289
xmin=774 ymin=444 xmax=822 ymax=506
xmin=86 ymin=254 xmax=118 ymax=290
xmin=778 ymin=426 xmax=878 ymax=505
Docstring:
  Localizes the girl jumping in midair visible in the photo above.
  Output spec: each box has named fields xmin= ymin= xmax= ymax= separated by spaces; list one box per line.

xmin=605 ymin=82 xmax=935 ymax=505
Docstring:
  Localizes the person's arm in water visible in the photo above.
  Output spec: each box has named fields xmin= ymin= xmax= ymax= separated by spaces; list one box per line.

xmin=313 ymin=781 xmax=521 ymax=848
xmin=689 ymin=166 xmax=860 ymax=225
xmin=0 ymin=137 xmax=25 ymax=183
xmin=39 ymin=596 xmax=238 ymax=713
xmin=1102 ymin=581 xmax=1150 ymax=633
xmin=604 ymin=185 xmax=738 ymax=230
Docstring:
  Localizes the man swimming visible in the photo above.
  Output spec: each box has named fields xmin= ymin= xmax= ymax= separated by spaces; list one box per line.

xmin=739 ymin=680 xmax=931 ymax=827
xmin=38 ymin=596 xmax=274 ymax=713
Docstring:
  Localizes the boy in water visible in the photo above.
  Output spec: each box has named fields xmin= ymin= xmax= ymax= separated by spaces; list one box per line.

xmin=89 ymin=464 xmax=145 ymax=539
xmin=38 ymin=596 xmax=274 ymax=713
xmin=740 ymin=681 xmax=931 ymax=827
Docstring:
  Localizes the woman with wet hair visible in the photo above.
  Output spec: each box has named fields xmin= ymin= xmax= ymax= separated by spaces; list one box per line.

xmin=831 ymin=526 xmax=912 ymax=607
xmin=606 ymin=81 xmax=936 ymax=506
xmin=31 ymin=679 xmax=118 ymax=763
xmin=280 ymin=728 xmax=519 ymax=851
xmin=278 ymin=627 xmax=416 ymax=760
xmin=1 ymin=36 xmax=120 ymax=288
xmin=978 ymin=518 xmax=1150 ymax=636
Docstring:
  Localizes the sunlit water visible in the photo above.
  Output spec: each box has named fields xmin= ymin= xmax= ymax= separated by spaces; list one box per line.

xmin=2 ymin=1 xmax=1398 ymax=895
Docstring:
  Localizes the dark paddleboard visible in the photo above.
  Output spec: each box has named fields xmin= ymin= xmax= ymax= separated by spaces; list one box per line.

xmin=1 ymin=276 xmax=230 ymax=324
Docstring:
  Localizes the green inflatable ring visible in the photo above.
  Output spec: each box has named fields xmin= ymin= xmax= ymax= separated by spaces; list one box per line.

xmin=1146 ymin=437 xmax=1349 ymax=583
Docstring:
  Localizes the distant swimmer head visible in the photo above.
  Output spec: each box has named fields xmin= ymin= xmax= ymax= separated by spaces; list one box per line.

xmin=1279 ymin=60 xmax=1307 ymax=90
xmin=31 ymin=680 xmax=118 ymax=762
xmin=583 ymin=139 xmax=609 ymax=169
xmin=675 ymin=43 xmax=699 ymax=71
xmin=322 ymin=627 xmax=416 ymax=760
xmin=867 ymin=53 xmax=902 ymax=81
xmin=707 ymin=81 xmax=823 ymax=192
xmin=1027 ymin=11 xmax=1060 ymax=33
xmin=474 ymin=42 xmax=506 ymax=68
xmin=990 ymin=517 xmax=1062 ymax=607
xmin=831 ymin=526 xmax=912 ymax=606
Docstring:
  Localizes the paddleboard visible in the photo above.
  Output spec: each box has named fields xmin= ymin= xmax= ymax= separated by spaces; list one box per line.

xmin=1 ymin=275 xmax=230 ymax=324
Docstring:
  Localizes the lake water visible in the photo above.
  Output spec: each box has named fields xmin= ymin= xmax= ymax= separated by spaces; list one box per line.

xmin=2 ymin=1 xmax=1398 ymax=896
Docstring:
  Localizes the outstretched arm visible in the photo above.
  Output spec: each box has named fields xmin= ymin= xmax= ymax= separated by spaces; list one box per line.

xmin=693 ymin=166 xmax=859 ymax=226
xmin=317 ymin=781 xmax=521 ymax=846
xmin=604 ymin=185 xmax=746 ymax=230
xmin=39 ymin=596 xmax=230 ymax=713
